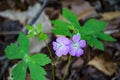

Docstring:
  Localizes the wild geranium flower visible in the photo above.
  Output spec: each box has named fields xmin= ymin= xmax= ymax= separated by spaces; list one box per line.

xmin=52 ymin=36 xmax=71 ymax=57
xmin=69 ymin=34 xmax=86 ymax=57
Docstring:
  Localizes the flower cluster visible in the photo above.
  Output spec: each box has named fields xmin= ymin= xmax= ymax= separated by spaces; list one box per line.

xmin=52 ymin=34 xmax=86 ymax=57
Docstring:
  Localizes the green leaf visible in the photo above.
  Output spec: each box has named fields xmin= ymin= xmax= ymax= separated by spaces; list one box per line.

xmin=96 ymin=32 xmax=116 ymax=41
xmin=37 ymin=23 xmax=42 ymax=33
xmin=87 ymin=36 xmax=104 ymax=50
xmin=78 ymin=19 xmax=112 ymax=50
xmin=18 ymin=32 xmax=29 ymax=53
xmin=37 ymin=33 xmax=48 ymax=41
xmin=5 ymin=43 xmax=26 ymax=59
xmin=62 ymin=8 xmax=81 ymax=29
xmin=27 ymin=33 xmax=35 ymax=38
xmin=28 ymin=53 xmax=51 ymax=80
xmin=84 ymin=19 xmax=107 ymax=31
xmin=52 ymin=20 xmax=72 ymax=36
xmin=12 ymin=61 xmax=27 ymax=80
xmin=28 ymin=61 xmax=46 ymax=80
xmin=80 ymin=19 xmax=107 ymax=36
xmin=5 ymin=32 xmax=29 ymax=59
xmin=26 ymin=25 xmax=34 ymax=30
xmin=26 ymin=23 xmax=48 ymax=41
xmin=31 ymin=54 xmax=51 ymax=66
xmin=26 ymin=25 xmax=35 ymax=33
xmin=26 ymin=24 xmax=39 ymax=38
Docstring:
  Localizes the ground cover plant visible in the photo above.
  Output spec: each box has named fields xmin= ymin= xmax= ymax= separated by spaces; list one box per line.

xmin=4 ymin=8 xmax=116 ymax=80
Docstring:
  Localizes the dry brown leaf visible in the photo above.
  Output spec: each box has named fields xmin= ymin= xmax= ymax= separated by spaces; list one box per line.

xmin=88 ymin=54 xmax=117 ymax=76
xmin=62 ymin=1 xmax=98 ymax=20
xmin=101 ymin=12 xmax=120 ymax=20
xmin=78 ymin=8 xmax=94 ymax=20
xmin=70 ymin=2 xmax=97 ymax=20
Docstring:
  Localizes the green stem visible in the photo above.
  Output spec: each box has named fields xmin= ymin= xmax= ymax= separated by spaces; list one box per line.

xmin=62 ymin=55 xmax=72 ymax=80
xmin=43 ymin=40 xmax=55 ymax=80
xmin=52 ymin=63 xmax=55 ymax=80
xmin=44 ymin=40 xmax=53 ymax=59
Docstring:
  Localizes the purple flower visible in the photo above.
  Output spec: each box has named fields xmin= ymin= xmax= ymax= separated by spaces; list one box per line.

xmin=52 ymin=36 xmax=71 ymax=57
xmin=69 ymin=34 xmax=86 ymax=57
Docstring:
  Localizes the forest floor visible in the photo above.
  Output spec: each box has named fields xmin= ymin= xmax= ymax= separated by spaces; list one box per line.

xmin=0 ymin=0 xmax=120 ymax=80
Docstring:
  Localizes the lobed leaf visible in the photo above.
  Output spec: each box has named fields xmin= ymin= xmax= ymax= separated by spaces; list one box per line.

xmin=28 ymin=61 xmax=46 ymax=80
xmin=79 ymin=19 xmax=107 ymax=36
xmin=62 ymin=8 xmax=81 ymax=30
xmin=96 ymin=32 xmax=116 ymax=41
xmin=52 ymin=20 xmax=72 ymax=36
xmin=18 ymin=32 xmax=29 ymax=53
xmin=5 ymin=43 xmax=26 ymax=59
xmin=87 ymin=36 xmax=104 ymax=50
xmin=78 ymin=19 xmax=115 ymax=50
xmin=37 ymin=33 xmax=48 ymax=41
xmin=31 ymin=53 xmax=51 ymax=66
xmin=84 ymin=19 xmax=107 ymax=31
xmin=12 ymin=61 xmax=27 ymax=80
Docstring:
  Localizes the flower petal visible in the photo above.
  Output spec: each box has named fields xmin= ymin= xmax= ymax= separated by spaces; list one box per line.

xmin=69 ymin=49 xmax=76 ymax=56
xmin=55 ymin=50 xmax=62 ymax=57
xmin=56 ymin=36 xmax=70 ymax=45
xmin=76 ymin=48 xmax=84 ymax=57
xmin=61 ymin=46 xmax=69 ymax=55
xmin=79 ymin=40 xmax=86 ymax=48
xmin=52 ymin=42 xmax=57 ymax=50
xmin=72 ymin=34 xmax=80 ymax=42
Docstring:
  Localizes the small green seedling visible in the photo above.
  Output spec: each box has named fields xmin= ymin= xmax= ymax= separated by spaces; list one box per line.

xmin=26 ymin=23 xmax=48 ymax=41
xmin=5 ymin=32 xmax=51 ymax=80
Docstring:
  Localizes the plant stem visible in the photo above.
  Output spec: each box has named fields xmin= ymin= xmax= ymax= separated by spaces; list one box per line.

xmin=44 ymin=40 xmax=53 ymax=59
xmin=62 ymin=55 xmax=72 ymax=80
xmin=43 ymin=40 xmax=55 ymax=80
xmin=52 ymin=63 xmax=55 ymax=80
